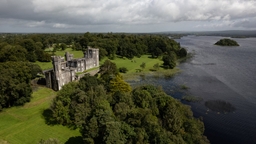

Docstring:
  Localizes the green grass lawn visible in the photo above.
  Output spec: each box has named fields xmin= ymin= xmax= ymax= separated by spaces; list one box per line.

xmin=53 ymin=48 xmax=84 ymax=59
xmin=109 ymin=55 xmax=180 ymax=80
xmin=36 ymin=50 xmax=180 ymax=80
xmin=111 ymin=55 xmax=162 ymax=74
xmin=0 ymin=87 xmax=81 ymax=144
xmin=35 ymin=61 xmax=52 ymax=70
xmin=37 ymin=48 xmax=84 ymax=70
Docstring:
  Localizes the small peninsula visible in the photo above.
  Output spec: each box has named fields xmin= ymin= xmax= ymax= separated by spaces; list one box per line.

xmin=214 ymin=38 xmax=239 ymax=46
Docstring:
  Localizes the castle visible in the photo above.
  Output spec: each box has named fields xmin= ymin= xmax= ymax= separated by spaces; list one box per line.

xmin=44 ymin=47 xmax=99 ymax=91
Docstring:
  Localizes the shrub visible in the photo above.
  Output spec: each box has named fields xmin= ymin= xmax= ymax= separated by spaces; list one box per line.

xmin=119 ymin=67 xmax=128 ymax=73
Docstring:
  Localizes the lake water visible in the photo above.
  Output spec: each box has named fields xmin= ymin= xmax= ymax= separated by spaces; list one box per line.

xmin=132 ymin=36 xmax=256 ymax=144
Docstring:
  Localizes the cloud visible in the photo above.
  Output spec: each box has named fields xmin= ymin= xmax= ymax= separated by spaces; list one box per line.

xmin=52 ymin=23 xmax=73 ymax=28
xmin=0 ymin=0 xmax=256 ymax=32
xmin=233 ymin=17 xmax=256 ymax=28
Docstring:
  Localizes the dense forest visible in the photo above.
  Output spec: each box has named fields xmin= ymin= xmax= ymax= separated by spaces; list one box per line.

xmin=48 ymin=60 xmax=209 ymax=143
xmin=214 ymin=38 xmax=239 ymax=46
xmin=0 ymin=33 xmax=186 ymax=110
xmin=0 ymin=33 xmax=210 ymax=143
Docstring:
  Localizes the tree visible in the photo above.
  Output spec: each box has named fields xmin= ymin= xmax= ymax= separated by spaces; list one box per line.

xmin=20 ymin=39 xmax=36 ymax=52
xmin=60 ymin=43 xmax=67 ymax=51
xmin=153 ymin=63 xmax=160 ymax=70
xmin=99 ymin=60 xmax=118 ymax=82
xmin=49 ymin=82 xmax=209 ymax=144
xmin=26 ymin=63 xmax=43 ymax=79
xmin=78 ymin=74 xmax=99 ymax=92
xmin=119 ymin=67 xmax=128 ymax=73
xmin=0 ymin=62 xmax=32 ymax=110
xmin=177 ymin=48 xmax=187 ymax=58
xmin=53 ymin=43 xmax=60 ymax=52
xmin=79 ymin=37 xmax=89 ymax=51
xmin=109 ymin=74 xmax=132 ymax=93
xmin=140 ymin=62 xmax=146 ymax=69
xmin=99 ymin=48 xmax=108 ymax=60
xmin=162 ymin=51 xmax=176 ymax=69
xmin=0 ymin=45 xmax=27 ymax=62
xmin=214 ymin=38 xmax=239 ymax=46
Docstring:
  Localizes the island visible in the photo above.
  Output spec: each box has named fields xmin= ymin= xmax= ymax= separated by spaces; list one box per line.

xmin=214 ymin=38 xmax=239 ymax=46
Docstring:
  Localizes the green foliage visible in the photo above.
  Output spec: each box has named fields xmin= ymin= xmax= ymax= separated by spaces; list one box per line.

xmin=180 ymin=84 xmax=189 ymax=90
xmin=26 ymin=62 xmax=43 ymax=79
xmin=79 ymin=37 xmax=89 ymax=51
xmin=162 ymin=51 xmax=177 ymax=69
xmin=0 ymin=33 xmax=183 ymax=70
xmin=20 ymin=39 xmax=36 ymax=52
xmin=119 ymin=67 xmax=128 ymax=73
xmin=177 ymin=47 xmax=188 ymax=58
xmin=0 ymin=45 xmax=28 ymax=62
xmin=0 ymin=62 xmax=33 ymax=110
xmin=60 ymin=43 xmax=67 ymax=51
xmin=182 ymin=95 xmax=203 ymax=102
xmin=214 ymin=38 xmax=239 ymax=46
xmin=0 ymin=87 xmax=81 ymax=144
xmin=140 ymin=62 xmax=146 ymax=69
xmin=38 ymin=138 xmax=60 ymax=144
xmin=99 ymin=48 xmax=108 ymax=60
xmin=50 ymin=74 xmax=209 ymax=144
xmin=99 ymin=60 xmax=118 ymax=85
xmin=78 ymin=74 xmax=99 ymax=91
xmin=109 ymin=74 xmax=132 ymax=93
xmin=153 ymin=63 xmax=160 ymax=70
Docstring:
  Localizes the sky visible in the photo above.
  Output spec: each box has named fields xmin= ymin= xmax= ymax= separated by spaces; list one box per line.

xmin=1 ymin=0 xmax=256 ymax=33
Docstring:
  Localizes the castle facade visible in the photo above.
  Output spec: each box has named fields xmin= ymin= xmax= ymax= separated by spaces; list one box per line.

xmin=44 ymin=47 xmax=99 ymax=91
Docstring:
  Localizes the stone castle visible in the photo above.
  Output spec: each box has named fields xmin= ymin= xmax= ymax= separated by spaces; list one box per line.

xmin=44 ymin=47 xmax=99 ymax=91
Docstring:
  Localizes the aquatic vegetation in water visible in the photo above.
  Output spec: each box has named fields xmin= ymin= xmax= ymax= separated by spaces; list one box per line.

xmin=180 ymin=84 xmax=190 ymax=90
xmin=205 ymin=100 xmax=236 ymax=113
xmin=182 ymin=95 xmax=203 ymax=102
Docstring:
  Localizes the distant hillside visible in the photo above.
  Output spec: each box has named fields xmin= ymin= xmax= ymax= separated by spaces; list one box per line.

xmin=159 ymin=30 xmax=256 ymax=38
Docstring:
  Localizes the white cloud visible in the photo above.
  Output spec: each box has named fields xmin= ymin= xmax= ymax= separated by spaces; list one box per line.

xmin=1 ymin=0 xmax=256 ymax=32
xmin=52 ymin=23 xmax=73 ymax=28
xmin=26 ymin=21 xmax=45 ymax=27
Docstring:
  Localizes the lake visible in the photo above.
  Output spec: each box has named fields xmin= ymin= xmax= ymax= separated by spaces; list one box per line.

xmin=132 ymin=36 xmax=256 ymax=144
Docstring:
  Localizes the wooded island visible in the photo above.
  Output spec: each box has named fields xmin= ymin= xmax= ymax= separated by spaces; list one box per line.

xmin=214 ymin=38 xmax=239 ymax=46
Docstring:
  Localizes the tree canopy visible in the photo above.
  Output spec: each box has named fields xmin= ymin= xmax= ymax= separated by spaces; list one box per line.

xmin=49 ymin=72 xmax=209 ymax=144
xmin=0 ymin=33 xmax=188 ymax=69
xmin=0 ymin=62 xmax=39 ymax=110
xmin=214 ymin=38 xmax=239 ymax=46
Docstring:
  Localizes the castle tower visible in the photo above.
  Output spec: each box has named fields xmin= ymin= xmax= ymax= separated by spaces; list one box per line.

xmin=84 ymin=47 xmax=99 ymax=69
xmin=52 ymin=56 xmax=63 ymax=91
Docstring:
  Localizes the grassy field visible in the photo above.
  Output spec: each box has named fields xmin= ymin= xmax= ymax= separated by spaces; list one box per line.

xmin=0 ymin=87 xmax=81 ymax=144
xmin=109 ymin=55 xmax=180 ymax=80
xmin=36 ymin=48 xmax=180 ymax=80
xmin=37 ymin=48 xmax=84 ymax=70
